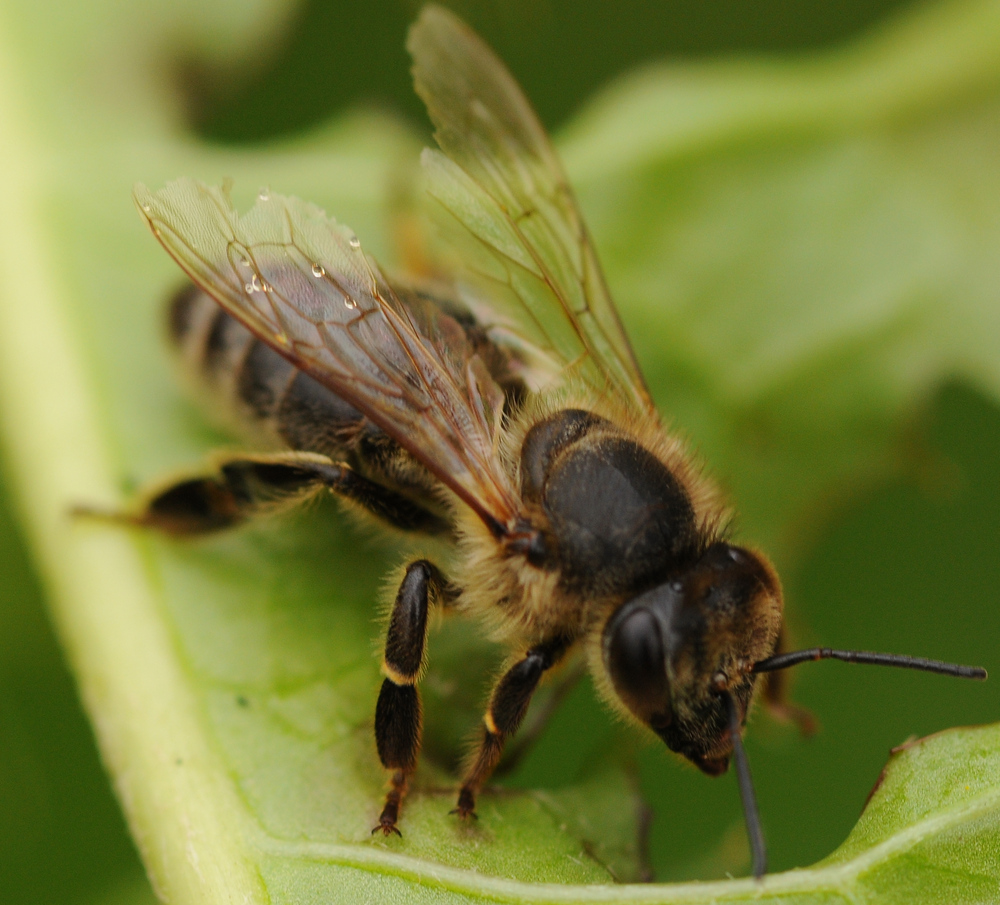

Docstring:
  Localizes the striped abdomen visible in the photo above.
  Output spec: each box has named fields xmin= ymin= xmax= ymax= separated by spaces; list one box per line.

xmin=167 ymin=284 xmax=442 ymax=505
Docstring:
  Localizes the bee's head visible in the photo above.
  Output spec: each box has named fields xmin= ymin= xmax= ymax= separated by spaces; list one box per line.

xmin=601 ymin=542 xmax=783 ymax=773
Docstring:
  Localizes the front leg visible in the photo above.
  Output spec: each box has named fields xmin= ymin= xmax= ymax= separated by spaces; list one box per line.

xmin=454 ymin=636 xmax=571 ymax=819
xmin=761 ymin=628 xmax=817 ymax=736
xmin=373 ymin=560 xmax=457 ymax=835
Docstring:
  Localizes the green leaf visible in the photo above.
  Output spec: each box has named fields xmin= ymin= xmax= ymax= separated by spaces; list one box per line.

xmin=823 ymin=725 xmax=1000 ymax=904
xmin=0 ymin=0 xmax=997 ymax=903
xmin=562 ymin=0 xmax=1000 ymax=552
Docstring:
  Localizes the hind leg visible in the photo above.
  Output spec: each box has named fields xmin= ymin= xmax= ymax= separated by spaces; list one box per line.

xmin=74 ymin=451 xmax=450 ymax=536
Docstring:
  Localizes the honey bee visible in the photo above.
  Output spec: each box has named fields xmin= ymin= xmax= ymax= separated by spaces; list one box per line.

xmin=122 ymin=5 xmax=985 ymax=877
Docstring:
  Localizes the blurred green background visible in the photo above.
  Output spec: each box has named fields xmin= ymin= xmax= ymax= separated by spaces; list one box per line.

xmin=2 ymin=0 xmax=998 ymax=900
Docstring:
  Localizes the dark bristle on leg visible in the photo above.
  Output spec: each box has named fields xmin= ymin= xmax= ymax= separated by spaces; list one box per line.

xmin=753 ymin=648 xmax=987 ymax=680
xmin=724 ymin=692 xmax=766 ymax=879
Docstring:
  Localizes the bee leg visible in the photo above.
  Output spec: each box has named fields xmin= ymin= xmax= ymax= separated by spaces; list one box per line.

xmin=761 ymin=630 xmax=818 ymax=736
xmin=76 ymin=451 xmax=449 ymax=536
xmin=494 ymin=654 xmax=585 ymax=777
xmin=373 ymin=560 xmax=456 ymax=836
xmin=453 ymin=636 xmax=570 ymax=819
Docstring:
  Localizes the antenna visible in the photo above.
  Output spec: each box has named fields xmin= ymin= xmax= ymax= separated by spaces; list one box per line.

xmin=730 ymin=647 xmax=986 ymax=876
xmin=753 ymin=648 xmax=987 ymax=680
xmin=723 ymin=691 xmax=766 ymax=879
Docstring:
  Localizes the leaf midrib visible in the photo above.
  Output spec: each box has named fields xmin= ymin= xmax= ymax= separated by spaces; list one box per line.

xmin=241 ymin=771 xmax=1000 ymax=903
xmin=0 ymin=18 xmax=271 ymax=905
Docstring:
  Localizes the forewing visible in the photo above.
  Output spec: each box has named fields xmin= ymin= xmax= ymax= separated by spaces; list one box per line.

xmin=409 ymin=6 xmax=654 ymax=413
xmin=135 ymin=178 xmax=520 ymax=532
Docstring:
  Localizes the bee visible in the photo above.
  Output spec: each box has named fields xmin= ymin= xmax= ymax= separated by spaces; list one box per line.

xmin=121 ymin=5 xmax=985 ymax=877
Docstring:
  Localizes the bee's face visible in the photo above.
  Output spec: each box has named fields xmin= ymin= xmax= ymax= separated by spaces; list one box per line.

xmin=602 ymin=542 xmax=783 ymax=773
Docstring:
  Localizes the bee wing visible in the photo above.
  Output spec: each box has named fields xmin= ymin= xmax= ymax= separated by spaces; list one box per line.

xmin=409 ymin=6 xmax=655 ymax=413
xmin=135 ymin=179 xmax=521 ymax=533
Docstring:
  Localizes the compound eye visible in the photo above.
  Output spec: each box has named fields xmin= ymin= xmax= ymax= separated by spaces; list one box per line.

xmin=606 ymin=606 xmax=671 ymax=727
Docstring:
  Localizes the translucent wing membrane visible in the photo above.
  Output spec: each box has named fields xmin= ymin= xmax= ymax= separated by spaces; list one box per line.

xmin=134 ymin=180 xmax=521 ymax=532
xmin=409 ymin=6 xmax=654 ymax=413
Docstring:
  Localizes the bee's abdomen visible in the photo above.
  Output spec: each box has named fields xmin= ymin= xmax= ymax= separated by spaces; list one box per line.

xmin=167 ymin=285 xmax=365 ymax=459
